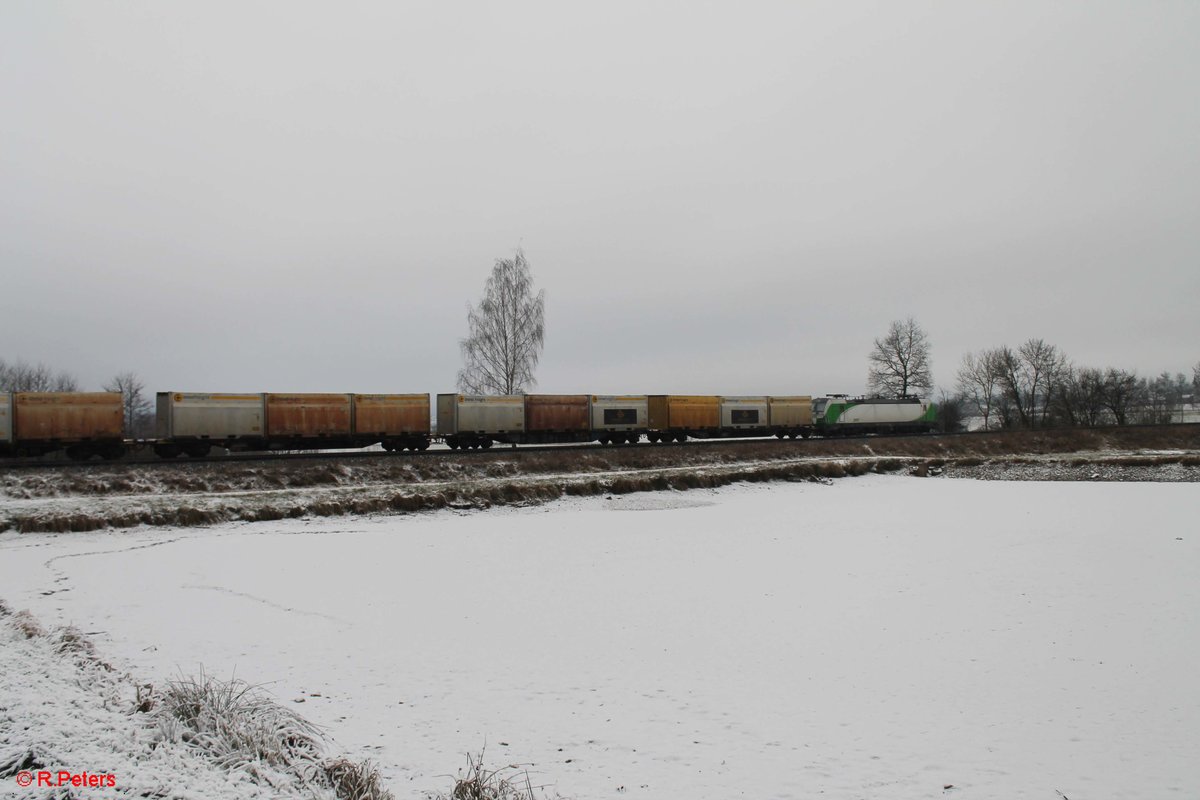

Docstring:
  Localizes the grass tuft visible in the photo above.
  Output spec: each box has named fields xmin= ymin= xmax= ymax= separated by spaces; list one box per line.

xmin=11 ymin=610 xmax=44 ymax=638
xmin=155 ymin=671 xmax=393 ymax=799
xmin=436 ymin=750 xmax=545 ymax=800
xmin=323 ymin=757 xmax=393 ymax=800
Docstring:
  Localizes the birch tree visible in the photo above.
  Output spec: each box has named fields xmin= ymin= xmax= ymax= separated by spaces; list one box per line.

xmin=457 ymin=249 xmax=545 ymax=395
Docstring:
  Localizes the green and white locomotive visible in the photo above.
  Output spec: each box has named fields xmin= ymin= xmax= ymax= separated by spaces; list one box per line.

xmin=812 ymin=395 xmax=938 ymax=436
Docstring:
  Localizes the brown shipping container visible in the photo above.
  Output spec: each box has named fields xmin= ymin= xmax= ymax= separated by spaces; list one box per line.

xmin=524 ymin=394 xmax=589 ymax=433
xmin=648 ymin=395 xmax=720 ymax=430
xmin=668 ymin=396 xmax=720 ymax=429
xmin=265 ymin=393 xmax=352 ymax=437
xmin=353 ymin=394 xmax=430 ymax=435
xmin=14 ymin=392 xmax=123 ymax=442
xmin=647 ymin=395 xmax=669 ymax=430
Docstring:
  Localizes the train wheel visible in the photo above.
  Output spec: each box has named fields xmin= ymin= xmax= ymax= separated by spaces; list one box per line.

xmin=154 ymin=444 xmax=181 ymax=459
xmin=481 ymin=440 xmax=493 ymax=449
xmin=66 ymin=445 xmax=94 ymax=461
xmin=184 ymin=443 xmax=210 ymax=458
xmin=674 ymin=433 xmax=687 ymax=443
xmin=627 ymin=434 xmax=640 ymax=444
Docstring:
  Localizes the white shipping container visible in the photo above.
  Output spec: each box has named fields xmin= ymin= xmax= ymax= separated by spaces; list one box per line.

xmin=720 ymin=396 xmax=769 ymax=429
xmin=157 ymin=393 xmax=266 ymax=439
xmin=436 ymin=395 xmax=525 ymax=434
xmin=590 ymin=395 xmax=647 ymax=431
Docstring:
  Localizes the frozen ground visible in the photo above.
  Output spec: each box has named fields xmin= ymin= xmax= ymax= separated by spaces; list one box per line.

xmin=1 ymin=475 xmax=1198 ymax=799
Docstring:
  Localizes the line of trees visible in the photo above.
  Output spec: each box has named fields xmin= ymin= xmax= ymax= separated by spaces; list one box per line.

xmin=862 ymin=320 xmax=1196 ymax=431
xmin=0 ymin=358 xmax=80 ymax=392
xmin=956 ymin=341 xmax=1198 ymax=429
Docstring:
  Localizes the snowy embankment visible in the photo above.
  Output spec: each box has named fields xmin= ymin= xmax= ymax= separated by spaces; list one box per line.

xmin=0 ymin=604 xmax=391 ymax=800
xmin=2 ymin=475 xmax=1198 ymax=799
xmin=3 ymin=425 xmax=1199 ymax=533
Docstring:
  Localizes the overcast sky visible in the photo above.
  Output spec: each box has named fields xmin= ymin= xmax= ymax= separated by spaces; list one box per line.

xmin=3 ymin=1 xmax=1197 ymax=397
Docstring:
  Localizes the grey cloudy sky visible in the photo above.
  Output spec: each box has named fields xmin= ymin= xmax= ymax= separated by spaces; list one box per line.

xmin=3 ymin=1 xmax=1197 ymax=397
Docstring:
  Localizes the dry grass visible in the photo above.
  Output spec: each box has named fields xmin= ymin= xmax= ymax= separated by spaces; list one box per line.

xmin=155 ymin=671 xmax=393 ymax=800
xmin=433 ymin=750 xmax=550 ymax=800
xmin=11 ymin=609 xmax=45 ymax=638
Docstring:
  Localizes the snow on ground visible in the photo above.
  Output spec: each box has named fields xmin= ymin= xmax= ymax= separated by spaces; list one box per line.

xmin=1 ymin=475 xmax=1198 ymax=799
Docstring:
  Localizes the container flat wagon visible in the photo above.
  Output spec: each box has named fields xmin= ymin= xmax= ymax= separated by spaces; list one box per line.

xmin=647 ymin=395 xmax=720 ymax=442
xmin=437 ymin=394 xmax=524 ymax=449
xmin=591 ymin=395 xmax=648 ymax=445
xmin=355 ymin=394 xmax=430 ymax=451
xmin=2 ymin=392 xmax=124 ymax=460
xmin=523 ymin=394 xmax=591 ymax=444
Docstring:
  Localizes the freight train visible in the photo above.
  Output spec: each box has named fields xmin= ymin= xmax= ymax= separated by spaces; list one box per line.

xmin=0 ymin=390 xmax=938 ymax=460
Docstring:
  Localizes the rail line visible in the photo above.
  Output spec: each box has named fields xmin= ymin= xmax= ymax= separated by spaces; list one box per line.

xmin=0 ymin=431 xmax=955 ymax=472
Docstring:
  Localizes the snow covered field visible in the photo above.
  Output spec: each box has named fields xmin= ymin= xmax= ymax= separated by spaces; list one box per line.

xmin=1 ymin=475 xmax=1197 ymax=799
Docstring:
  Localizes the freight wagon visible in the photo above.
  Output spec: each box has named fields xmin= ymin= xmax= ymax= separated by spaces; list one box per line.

xmin=154 ymin=392 xmax=431 ymax=457
xmin=439 ymin=394 xmax=818 ymax=447
xmin=0 ymin=392 xmax=124 ymax=459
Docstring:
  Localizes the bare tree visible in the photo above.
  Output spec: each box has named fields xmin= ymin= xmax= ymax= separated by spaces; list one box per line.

xmin=1068 ymin=367 xmax=1109 ymax=427
xmin=867 ymin=317 xmax=933 ymax=398
xmin=1100 ymin=368 xmax=1142 ymax=426
xmin=993 ymin=339 xmax=1068 ymax=428
xmin=0 ymin=358 xmax=79 ymax=392
xmin=457 ymin=249 xmax=546 ymax=395
xmin=955 ymin=351 xmax=1002 ymax=430
xmin=1194 ymin=361 xmax=1199 ymax=395
xmin=103 ymin=371 xmax=153 ymax=437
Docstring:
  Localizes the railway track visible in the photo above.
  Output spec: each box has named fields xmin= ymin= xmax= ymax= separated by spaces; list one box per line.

xmin=0 ymin=431 xmax=952 ymax=471
xmin=3 ymin=423 xmax=1195 ymax=473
